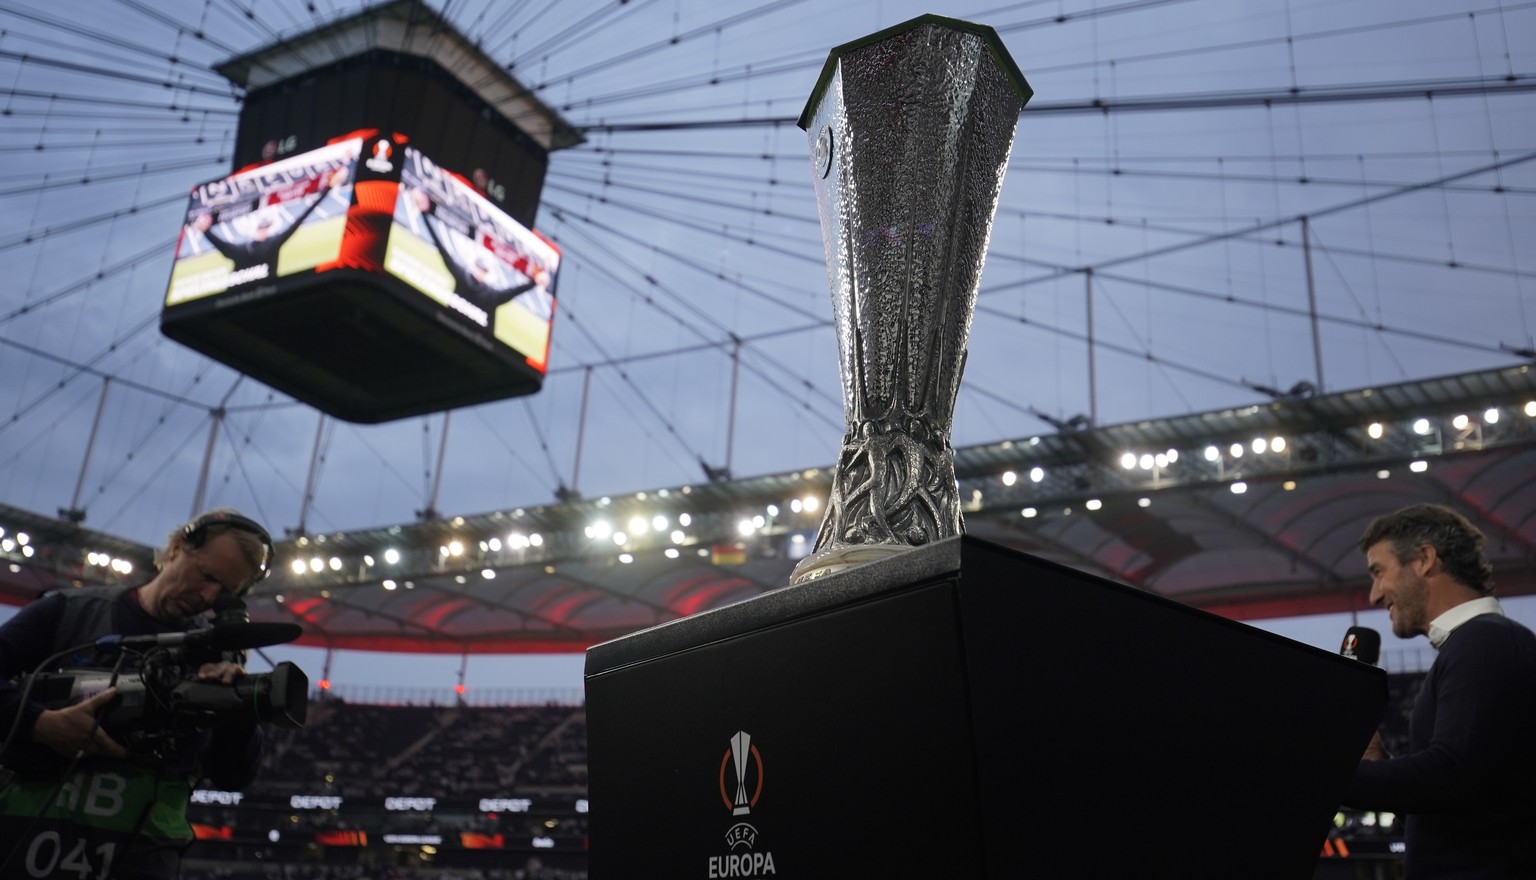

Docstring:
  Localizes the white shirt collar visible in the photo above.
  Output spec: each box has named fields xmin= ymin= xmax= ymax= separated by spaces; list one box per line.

xmin=1427 ymin=595 xmax=1504 ymax=648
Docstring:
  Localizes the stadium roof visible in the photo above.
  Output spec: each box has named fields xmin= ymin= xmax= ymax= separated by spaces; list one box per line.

xmin=2 ymin=364 xmax=1533 ymax=653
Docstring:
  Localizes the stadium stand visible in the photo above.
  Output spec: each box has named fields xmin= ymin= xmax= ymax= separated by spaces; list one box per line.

xmin=182 ymin=699 xmax=590 ymax=878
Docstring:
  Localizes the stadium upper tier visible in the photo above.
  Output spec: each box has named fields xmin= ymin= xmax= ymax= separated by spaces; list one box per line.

xmin=2 ymin=364 xmax=1534 ymax=651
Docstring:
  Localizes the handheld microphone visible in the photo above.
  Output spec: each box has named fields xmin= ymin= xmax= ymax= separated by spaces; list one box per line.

xmin=1340 ymin=626 xmax=1381 ymax=666
xmin=96 ymin=622 xmax=302 ymax=652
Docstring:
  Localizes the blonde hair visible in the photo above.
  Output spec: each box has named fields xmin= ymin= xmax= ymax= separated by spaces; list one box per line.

xmin=156 ymin=507 xmax=271 ymax=592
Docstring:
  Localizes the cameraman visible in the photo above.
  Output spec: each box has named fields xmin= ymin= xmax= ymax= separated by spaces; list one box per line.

xmin=0 ymin=509 xmax=271 ymax=879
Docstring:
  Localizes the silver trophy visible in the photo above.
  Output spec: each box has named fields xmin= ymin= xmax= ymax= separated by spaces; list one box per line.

xmin=791 ymin=16 xmax=1032 ymax=584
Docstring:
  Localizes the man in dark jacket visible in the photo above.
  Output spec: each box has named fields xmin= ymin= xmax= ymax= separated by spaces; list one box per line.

xmin=0 ymin=509 xmax=271 ymax=879
xmin=1346 ymin=503 xmax=1536 ymax=879
xmin=192 ymin=166 xmax=348 ymax=283
xmin=407 ymin=186 xmax=550 ymax=316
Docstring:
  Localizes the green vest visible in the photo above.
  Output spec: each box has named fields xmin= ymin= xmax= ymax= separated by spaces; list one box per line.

xmin=0 ymin=763 xmax=194 ymax=878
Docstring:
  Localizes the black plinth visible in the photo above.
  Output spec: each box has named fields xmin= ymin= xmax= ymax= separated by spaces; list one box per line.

xmin=585 ymin=536 xmax=1386 ymax=879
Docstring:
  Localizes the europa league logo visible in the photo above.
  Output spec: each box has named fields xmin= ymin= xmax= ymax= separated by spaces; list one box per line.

xmin=791 ymin=17 xmax=1033 ymax=583
xmin=721 ymin=730 xmax=763 ymax=817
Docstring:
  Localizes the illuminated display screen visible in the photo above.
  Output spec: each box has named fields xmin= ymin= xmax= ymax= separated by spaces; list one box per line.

xmin=164 ymin=132 xmax=560 ymax=376
xmin=386 ymin=146 xmax=560 ymax=373
xmin=166 ymin=138 xmax=360 ymax=305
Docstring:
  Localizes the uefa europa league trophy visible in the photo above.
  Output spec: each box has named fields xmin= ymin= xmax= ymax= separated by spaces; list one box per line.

xmin=790 ymin=16 xmax=1033 ymax=584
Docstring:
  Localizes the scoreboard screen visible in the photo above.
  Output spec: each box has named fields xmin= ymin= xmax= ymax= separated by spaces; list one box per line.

xmin=164 ymin=132 xmax=560 ymax=384
xmin=386 ymin=146 xmax=559 ymax=373
xmin=167 ymin=138 xmax=360 ymax=305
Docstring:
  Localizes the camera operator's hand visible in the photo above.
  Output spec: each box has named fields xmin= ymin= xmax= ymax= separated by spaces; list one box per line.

xmin=31 ymin=688 xmax=128 ymax=759
xmin=197 ymin=661 xmax=247 ymax=685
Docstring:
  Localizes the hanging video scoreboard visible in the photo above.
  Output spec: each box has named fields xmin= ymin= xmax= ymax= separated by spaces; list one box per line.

xmin=161 ymin=131 xmax=561 ymax=423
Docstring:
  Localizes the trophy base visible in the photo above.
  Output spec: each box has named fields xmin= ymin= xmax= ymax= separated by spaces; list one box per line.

xmin=789 ymin=542 xmax=912 ymax=584
xmin=584 ymin=536 xmax=1387 ymax=878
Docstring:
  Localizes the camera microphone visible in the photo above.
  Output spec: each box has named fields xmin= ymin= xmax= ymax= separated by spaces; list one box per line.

xmin=96 ymin=622 xmax=302 ymax=652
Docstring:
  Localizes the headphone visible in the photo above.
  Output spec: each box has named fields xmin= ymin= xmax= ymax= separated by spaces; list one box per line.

xmin=182 ymin=510 xmax=275 ymax=587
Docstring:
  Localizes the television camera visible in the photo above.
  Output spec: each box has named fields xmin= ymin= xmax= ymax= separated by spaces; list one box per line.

xmin=25 ymin=621 xmax=308 ymax=762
